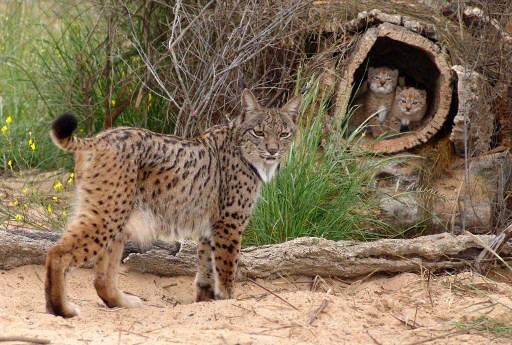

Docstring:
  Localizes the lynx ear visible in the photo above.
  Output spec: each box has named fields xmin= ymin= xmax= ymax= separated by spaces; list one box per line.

xmin=241 ymin=89 xmax=262 ymax=113
xmin=368 ymin=66 xmax=375 ymax=76
xmin=419 ymin=89 xmax=427 ymax=99
xmin=281 ymin=94 xmax=302 ymax=123
xmin=395 ymin=86 xmax=403 ymax=94
xmin=392 ymin=69 xmax=399 ymax=78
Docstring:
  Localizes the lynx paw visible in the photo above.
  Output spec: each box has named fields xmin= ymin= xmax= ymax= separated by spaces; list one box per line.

xmin=195 ymin=283 xmax=215 ymax=302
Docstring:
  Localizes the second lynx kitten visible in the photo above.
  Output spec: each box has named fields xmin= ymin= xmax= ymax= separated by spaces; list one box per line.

xmin=388 ymin=86 xmax=427 ymax=133
xmin=349 ymin=66 xmax=399 ymax=136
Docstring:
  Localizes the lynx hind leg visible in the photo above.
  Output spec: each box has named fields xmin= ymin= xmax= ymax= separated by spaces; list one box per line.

xmin=94 ymin=233 xmax=142 ymax=308
xmin=195 ymin=236 xmax=215 ymax=302
xmin=45 ymin=219 xmax=106 ymax=318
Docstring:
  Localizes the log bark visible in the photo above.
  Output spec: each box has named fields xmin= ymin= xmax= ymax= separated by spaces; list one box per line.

xmin=449 ymin=65 xmax=494 ymax=157
xmin=1 ymin=229 xmax=511 ymax=279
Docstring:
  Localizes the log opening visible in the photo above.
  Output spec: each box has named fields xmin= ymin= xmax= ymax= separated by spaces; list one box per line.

xmin=335 ymin=22 xmax=453 ymax=153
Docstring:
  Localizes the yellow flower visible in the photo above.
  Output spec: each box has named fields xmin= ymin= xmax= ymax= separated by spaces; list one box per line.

xmin=15 ymin=214 xmax=23 ymax=221
xmin=52 ymin=196 xmax=58 ymax=201
xmin=23 ymin=203 xmax=28 ymax=209
xmin=62 ymin=210 xmax=67 ymax=217
xmin=361 ymin=132 xmax=366 ymax=138
xmin=29 ymin=131 xmax=32 ymax=137
xmin=53 ymin=182 xmax=64 ymax=192
xmin=5 ymin=116 xmax=12 ymax=124
xmin=1 ymin=126 xmax=7 ymax=133
xmin=8 ymin=200 xmax=18 ymax=207
xmin=47 ymin=204 xmax=52 ymax=214
xmin=111 ymin=99 xmax=116 ymax=107
xmin=22 ymin=187 xmax=29 ymax=194
xmin=30 ymin=143 xmax=36 ymax=151
xmin=7 ymin=160 xmax=12 ymax=168
xmin=29 ymin=138 xmax=33 ymax=146
xmin=67 ymin=177 xmax=73 ymax=184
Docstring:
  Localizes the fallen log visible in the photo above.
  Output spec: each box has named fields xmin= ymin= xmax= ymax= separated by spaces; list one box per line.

xmin=0 ymin=229 xmax=511 ymax=279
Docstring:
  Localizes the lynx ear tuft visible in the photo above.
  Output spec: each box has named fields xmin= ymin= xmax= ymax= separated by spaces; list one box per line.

xmin=241 ymin=89 xmax=262 ymax=113
xmin=281 ymin=95 xmax=302 ymax=123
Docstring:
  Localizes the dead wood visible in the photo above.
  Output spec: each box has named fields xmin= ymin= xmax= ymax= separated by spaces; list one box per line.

xmin=476 ymin=222 xmax=512 ymax=273
xmin=1 ymin=229 xmax=511 ymax=279
xmin=449 ymin=65 xmax=494 ymax=157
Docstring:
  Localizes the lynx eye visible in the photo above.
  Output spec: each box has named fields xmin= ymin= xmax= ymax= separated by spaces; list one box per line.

xmin=279 ymin=132 xmax=291 ymax=138
xmin=400 ymin=99 xmax=406 ymax=104
xmin=251 ymin=130 xmax=264 ymax=137
xmin=413 ymin=101 xmax=418 ymax=105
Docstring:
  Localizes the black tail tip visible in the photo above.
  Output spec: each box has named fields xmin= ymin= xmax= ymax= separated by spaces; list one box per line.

xmin=52 ymin=112 xmax=78 ymax=139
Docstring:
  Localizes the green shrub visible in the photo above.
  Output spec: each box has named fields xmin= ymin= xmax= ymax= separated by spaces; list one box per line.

xmin=244 ymin=82 xmax=397 ymax=246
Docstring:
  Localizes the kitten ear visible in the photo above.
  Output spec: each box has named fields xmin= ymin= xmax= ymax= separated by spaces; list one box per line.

xmin=368 ymin=66 xmax=375 ymax=76
xmin=395 ymin=86 xmax=403 ymax=94
xmin=419 ymin=89 xmax=427 ymax=99
xmin=281 ymin=94 xmax=302 ymax=123
xmin=241 ymin=89 xmax=262 ymax=113
xmin=392 ymin=69 xmax=399 ymax=78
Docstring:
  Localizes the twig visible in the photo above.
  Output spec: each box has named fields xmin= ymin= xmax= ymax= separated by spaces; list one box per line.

xmin=407 ymin=329 xmax=469 ymax=345
xmin=307 ymin=298 xmax=329 ymax=325
xmin=248 ymin=278 xmax=298 ymax=310
xmin=391 ymin=313 xmax=423 ymax=329
xmin=366 ymin=330 xmax=384 ymax=345
xmin=0 ymin=336 xmax=50 ymax=344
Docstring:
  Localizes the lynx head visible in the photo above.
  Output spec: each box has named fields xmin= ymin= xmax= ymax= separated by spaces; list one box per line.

xmin=394 ymin=86 xmax=427 ymax=125
xmin=235 ymin=89 xmax=302 ymax=182
xmin=367 ymin=66 xmax=399 ymax=94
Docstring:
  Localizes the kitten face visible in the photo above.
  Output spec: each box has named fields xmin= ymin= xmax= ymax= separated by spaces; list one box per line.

xmin=367 ymin=67 xmax=399 ymax=95
xmin=394 ymin=86 xmax=427 ymax=123
xmin=237 ymin=90 xmax=301 ymax=166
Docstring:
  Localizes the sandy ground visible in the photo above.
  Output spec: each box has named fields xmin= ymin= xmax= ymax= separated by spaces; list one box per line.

xmin=1 ymin=265 xmax=511 ymax=345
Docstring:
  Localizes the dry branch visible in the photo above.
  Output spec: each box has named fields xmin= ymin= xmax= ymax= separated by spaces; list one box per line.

xmin=1 ymin=229 xmax=511 ymax=279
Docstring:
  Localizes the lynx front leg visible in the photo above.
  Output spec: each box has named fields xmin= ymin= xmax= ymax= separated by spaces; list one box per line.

xmin=195 ymin=236 xmax=215 ymax=302
xmin=211 ymin=223 xmax=242 ymax=299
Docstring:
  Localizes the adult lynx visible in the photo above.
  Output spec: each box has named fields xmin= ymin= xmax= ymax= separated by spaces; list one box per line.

xmin=45 ymin=89 xmax=301 ymax=318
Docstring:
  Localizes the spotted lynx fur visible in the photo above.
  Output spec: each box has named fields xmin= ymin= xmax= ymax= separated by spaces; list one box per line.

xmin=45 ymin=89 xmax=301 ymax=318
xmin=387 ymin=86 xmax=427 ymax=133
xmin=349 ymin=66 xmax=399 ymax=137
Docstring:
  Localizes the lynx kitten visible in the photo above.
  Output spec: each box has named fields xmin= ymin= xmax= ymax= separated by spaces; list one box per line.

xmin=388 ymin=86 xmax=427 ymax=133
xmin=45 ymin=89 xmax=301 ymax=318
xmin=349 ymin=66 xmax=399 ymax=137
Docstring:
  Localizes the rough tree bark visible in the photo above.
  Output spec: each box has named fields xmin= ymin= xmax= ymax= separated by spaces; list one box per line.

xmin=450 ymin=65 xmax=494 ymax=157
xmin=1 ymin=229 xmax=510 ymax=279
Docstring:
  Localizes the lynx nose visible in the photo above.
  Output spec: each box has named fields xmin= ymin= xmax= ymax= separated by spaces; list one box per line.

xmin=267 ymin=148 xmax=278 ymax=156
xmin=380 ymin=80 xmax=386 ymax=86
